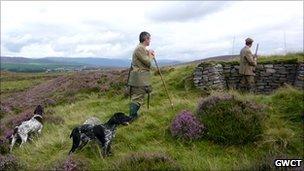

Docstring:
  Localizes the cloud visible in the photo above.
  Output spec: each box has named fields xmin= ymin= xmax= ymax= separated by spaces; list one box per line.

xmin=2 ymin=34 xmax=42 ymax=52
xmin=18 ymin=43 xmax=64 ymax=58
xmin=51 ymin=31 xmax=134 ymax=58
xmin=57 ymin=31 xmax=123 ymax=45
xmin=156 ymin=40 xmax=232 ymax=61
xmin=1 ymin=1 xmax=303 ymax=60
xmin=146 ymin=1 xmax=230 ymax=22
xmin=74 ymin=43 xmax=133 ymax=58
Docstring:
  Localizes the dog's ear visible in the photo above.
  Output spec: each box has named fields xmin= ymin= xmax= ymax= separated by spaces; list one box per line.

xmin=34 ymin=105 xmax=44 ymax=115
xmin=34 ymin=106 xmax=38 ymax=114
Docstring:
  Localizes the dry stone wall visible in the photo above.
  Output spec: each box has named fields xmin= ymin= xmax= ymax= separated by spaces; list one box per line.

xmin=193 ymin=60 xmax=303 ymax=93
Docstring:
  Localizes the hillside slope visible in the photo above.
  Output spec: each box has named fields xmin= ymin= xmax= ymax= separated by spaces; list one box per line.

xmin=0 ymin=53 xmax=303 ymax=170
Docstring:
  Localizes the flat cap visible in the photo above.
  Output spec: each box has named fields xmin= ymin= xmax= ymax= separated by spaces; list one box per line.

xmin=245 ymin=38 xmax=254 ymax=43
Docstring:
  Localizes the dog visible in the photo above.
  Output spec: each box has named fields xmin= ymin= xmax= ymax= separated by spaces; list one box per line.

xmin=10 ymin=105 xmax=44 ymax=152
xmin=68 ymin=112 xmax=131 ymax=157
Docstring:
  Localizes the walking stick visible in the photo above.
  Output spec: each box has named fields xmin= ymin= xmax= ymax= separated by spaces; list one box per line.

xmin=153 ymin=58 xmax=174 ymax=110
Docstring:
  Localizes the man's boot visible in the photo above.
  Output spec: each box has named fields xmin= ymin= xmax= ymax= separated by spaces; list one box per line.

xmin=129 ymin=102 xmax=140 ymax=121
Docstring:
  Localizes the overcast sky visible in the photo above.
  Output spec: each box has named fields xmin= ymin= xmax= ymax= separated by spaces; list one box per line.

xmin=1 ymin=1 xmax=303 ymax=61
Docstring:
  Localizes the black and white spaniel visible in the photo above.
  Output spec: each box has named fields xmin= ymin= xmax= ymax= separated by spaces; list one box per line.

xmin=68 ymin=112 xmax=131 ymax=157
xmin=10 ymin=105 xmax=44 ymax=152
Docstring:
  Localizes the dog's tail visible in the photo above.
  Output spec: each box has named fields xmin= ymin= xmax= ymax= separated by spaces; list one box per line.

xmin=69 ymin=127 xmax=81 ymax=155
xmin=70 ymin=127 xmax=80 ymax=138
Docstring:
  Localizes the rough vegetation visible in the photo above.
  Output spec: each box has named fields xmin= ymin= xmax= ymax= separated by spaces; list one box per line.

xmin=0 ymin=69 xmax=128 ymax=140
xmin=0 ymin=53 xmax=303 ymax=170
xmin=196 ymin=93 xmax=265 ymax=145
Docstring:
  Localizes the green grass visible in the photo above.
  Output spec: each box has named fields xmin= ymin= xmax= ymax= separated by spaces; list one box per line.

xmin=1 ymin=79 xmax=45 ymax=93
xmin=5 ymin=53 xmax=304 ymax=170
xmin=0 ymin=71 xmax=65 ymax=81
xmin=258 ymin=52 xmax=304 ymax=63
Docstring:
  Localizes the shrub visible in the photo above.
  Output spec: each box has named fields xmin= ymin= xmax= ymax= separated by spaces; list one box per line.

xmin=170 ymin=110 xmax=205 ymax=140
xmin=196 ymin=93 xmax=265 ymax=145
xmin=0 ymin=154 xmax=21 ymax=171
xmin=113 ymin=152 xmax=181 ymax=171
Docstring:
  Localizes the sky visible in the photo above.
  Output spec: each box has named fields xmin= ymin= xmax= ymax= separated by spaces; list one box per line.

xmin=1 ymin=1 xmax=303 ymax=61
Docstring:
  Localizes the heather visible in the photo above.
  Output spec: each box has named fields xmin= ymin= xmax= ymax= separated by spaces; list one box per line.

xmin=0 ymin=53 xmax=303 ymax=170
xmin=170 ymin=110 xmax=205 ymax=140
xmin=196 ymin=93 xmax=265 ymax=145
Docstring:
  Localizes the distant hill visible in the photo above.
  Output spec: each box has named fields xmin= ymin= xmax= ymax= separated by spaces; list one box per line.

xmin=0 ymin=56 xmax=181 ymax=72
xmin=174 ymin=55 xmax=239 ymax=66
xmin=43 ymin=57 xmax=182 ymax=67
xmin=0 ymin=56 xmax=58 ymax=64
xmin=43 ymin=57 xmax=130 ymax=67
xmin=0 ymin=56 xmax=84 ymax=72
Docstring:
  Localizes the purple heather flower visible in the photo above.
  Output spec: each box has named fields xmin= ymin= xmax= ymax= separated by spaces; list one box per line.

xmin=170 ymin=110 xmax=205 ymax=140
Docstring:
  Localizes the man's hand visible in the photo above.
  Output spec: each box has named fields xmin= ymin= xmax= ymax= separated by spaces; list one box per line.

xmin=149 ymin=49 xmax=155 ymax=58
